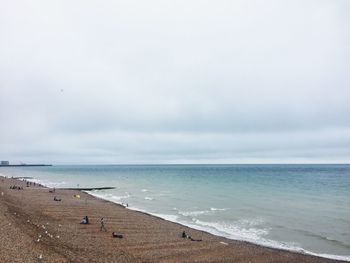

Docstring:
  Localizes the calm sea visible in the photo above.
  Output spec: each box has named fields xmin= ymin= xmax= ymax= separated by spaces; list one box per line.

xmin=1 ymin=164 xmax=349 ymax=261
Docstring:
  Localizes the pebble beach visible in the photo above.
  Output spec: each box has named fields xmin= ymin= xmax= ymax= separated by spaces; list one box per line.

xmin=0 ymin=175 xmax=347 ymax=263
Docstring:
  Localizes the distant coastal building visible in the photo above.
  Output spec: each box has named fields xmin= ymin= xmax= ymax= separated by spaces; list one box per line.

xmin=1 ymin=161 xmax=9 ymax=166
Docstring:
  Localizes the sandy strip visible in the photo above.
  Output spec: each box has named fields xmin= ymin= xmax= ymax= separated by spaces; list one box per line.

xmin=0 ymin=175 xmax=347 ymax=263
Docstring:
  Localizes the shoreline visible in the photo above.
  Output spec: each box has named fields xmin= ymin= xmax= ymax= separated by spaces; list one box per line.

xmin=87 ymin=190 xmax=350 ymax=262
xmin=0 ymin=175 xmax=348 ymax=263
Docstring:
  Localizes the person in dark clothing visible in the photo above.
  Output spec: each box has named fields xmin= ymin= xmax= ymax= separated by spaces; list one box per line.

xmin=80 ymin=216 xmax=89 ymax=224
xmin=100 ymin=217 xmax=107 ymax=231
xmin=112 ymin=232 xmax=123 ymax=238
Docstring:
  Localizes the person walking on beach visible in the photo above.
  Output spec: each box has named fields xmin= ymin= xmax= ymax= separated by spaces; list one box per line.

xmin=100 ymin=217 xmax=107 ymax=231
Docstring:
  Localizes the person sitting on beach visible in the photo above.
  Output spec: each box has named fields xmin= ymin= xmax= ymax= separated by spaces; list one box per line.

xmin=112 ymin=232 xmax=123 ymax=238
xmin=181 ymin=231 xmax=202 ymax=242
xmin=182 ymin=231 xmax=189 ymax=239
xmin=53 ymin=196 xmax=62 ymax=201
xmin=80 ymin=216 xmax=89 ymax=224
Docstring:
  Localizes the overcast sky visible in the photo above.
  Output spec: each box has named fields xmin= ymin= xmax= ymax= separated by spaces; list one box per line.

xmin=1 ymin=0 xmax=349 ymax=164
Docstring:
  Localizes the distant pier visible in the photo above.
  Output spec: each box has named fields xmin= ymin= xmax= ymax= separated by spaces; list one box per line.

xmin=0 ymin=164 xmax=52 ymax=167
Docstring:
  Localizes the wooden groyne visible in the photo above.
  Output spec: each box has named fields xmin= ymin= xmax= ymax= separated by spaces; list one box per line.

xmin=58 ymin=187 xmax=116 ymax=191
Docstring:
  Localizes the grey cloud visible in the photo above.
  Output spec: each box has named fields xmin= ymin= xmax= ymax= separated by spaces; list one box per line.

xmin=1 ymin=0 xmax=349 ymax=163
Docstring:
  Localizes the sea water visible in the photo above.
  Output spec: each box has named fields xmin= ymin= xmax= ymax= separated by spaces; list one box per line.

xmin=1 ymin=164 xmax=349 ymax=261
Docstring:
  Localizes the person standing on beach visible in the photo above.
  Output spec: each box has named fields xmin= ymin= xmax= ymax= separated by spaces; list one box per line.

xmin=100 ymin=217 xmax=107 ymax=231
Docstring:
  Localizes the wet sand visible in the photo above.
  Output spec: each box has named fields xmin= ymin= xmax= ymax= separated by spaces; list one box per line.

xmin=0 ymin=175 xmax=346 ymax=263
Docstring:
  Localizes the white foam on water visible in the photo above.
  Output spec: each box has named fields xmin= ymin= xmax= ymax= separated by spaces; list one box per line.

xmin=178 ymin=210 xmax=212 ymax=216
xmin=182 ymin=219 xmax=350 ymax=262
xmin=110 ymin=194 xmax=130 ymax=201
xmin=236 ymin=218 xmax=265 ymax=228
xmin=125 ymin=206 xmax=180 ymax=224
xmin=144 ymin=197 xmax=154 ymax=200
xmin=127 ymin=206 xmax=148 ymax=213
xmin=178 ymin=207 xmax=229 ymax=217
xmin=150 ymin=213 xmax=179 ymax=223
xmin=45 ymin=181 xmax=67 ymax=188
xmin=210 ymin=207 xmax=228 ymax=211
xmin=194 ymin=219 xmax=269 ymax=241
xmin=88 ymin=191 xmax=131 ymax=204
xmin=141 ymin=189 xmax=149 ymax=192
